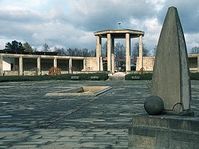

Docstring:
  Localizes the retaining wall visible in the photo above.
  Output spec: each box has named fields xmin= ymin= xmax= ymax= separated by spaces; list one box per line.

xmin=128 ymin=115 xmax=199 ymax=149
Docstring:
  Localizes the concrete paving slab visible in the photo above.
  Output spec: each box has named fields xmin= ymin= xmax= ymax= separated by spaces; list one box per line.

xmin=0 ymin=80 xmax=199 ymax=148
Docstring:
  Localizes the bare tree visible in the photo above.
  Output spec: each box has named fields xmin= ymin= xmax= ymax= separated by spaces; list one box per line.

xmin=23 ymin=42 xmax=33 ymax=53
xmin=43 ymin=43 xmax=49 ymax=52
xmin=132 ymin=42 xmax=149 ymax=65
xmin=190 ymin=47 xmax=199 ymax=54
xmin=115 ymin=42 xmax=125 ymax=59
xmin=53 ymin=47 xmax=66 ymax=55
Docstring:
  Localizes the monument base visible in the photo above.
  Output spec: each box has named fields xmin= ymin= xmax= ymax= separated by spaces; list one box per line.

xmin=163 ymin=109 xmax=194 ymax=116
xmin=128 ymin=114 xmax=199 ymax=149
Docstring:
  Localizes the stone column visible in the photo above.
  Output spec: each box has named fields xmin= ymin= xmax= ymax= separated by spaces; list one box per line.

xmin=83 ymin=58 xmax=86 ymax=71
xmin=139 ymin=35 xmax=143 ymax=69
xmin=111 ymin=38 xmax=115 ymax=73
xmin=0 ymin=55 xmax=3 ymax=76
xmin=19 ymin=56 xmax=23 ymax=76
xmin=96 ymin=36 xmax=102 ymax=71
xmin=54 ymin=57 xmax=57 ymax=68
xmin=69 ymin=58 xmax=72 ymax=73
xmin=37 ymin=56 xmax=41 ymax=75
xmin=107 ymin=33 xmax=112 ymax=72
xmin=197 ymin=56 xmax=199 ymax=72
xmin=99 ymin=57 xmax=103 ymax=71
xmin=125 ymin=33 xmax=131 ymax=72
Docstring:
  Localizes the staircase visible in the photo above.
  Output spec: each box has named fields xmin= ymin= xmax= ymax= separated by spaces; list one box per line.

xmin=108 ymin=72 xmax=126 ymax=80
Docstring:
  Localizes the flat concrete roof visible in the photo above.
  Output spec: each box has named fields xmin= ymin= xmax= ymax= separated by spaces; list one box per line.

xmin=0 ymin=53 xmax=86 ymax=60
xmin=188 ymin=54 xmax=199 ymax=58
xmin=94 ymin=29 xmax=144 ymax=38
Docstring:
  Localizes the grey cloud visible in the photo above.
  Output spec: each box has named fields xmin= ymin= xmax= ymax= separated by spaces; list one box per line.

xmin=157 ymin=0 xmax=199 ymax=33
xmin=0 ymin=0 xmax=198 ymax=51
xmin=63 ymin=0 xmax=158 ymax=31
xmin=0 ymin=8 xmax=48 ymax=45
xmin=0 ymin=9 xmax=46 ymax=24
xmin=0 ymin=21 xmax=34 ymax=42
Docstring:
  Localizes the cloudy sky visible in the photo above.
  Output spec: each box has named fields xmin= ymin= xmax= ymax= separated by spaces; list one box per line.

xmin=0 ymin=0 xmax=198 ymax=52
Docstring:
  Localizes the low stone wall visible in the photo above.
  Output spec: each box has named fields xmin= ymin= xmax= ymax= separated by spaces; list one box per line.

xmin=3 ymin=71 xmax=18 ymax=76
xmin=84 ymin=57 xmax=98 ymax=71
xmin=24 ymin=71 xmax=37 ymax=76
xmin=128 ymin=115 xmax=199 ymax=149
xmin=136 ymin=57 xmax=155 ymax=72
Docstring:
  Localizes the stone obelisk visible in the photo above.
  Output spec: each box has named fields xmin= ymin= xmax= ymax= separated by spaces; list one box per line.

xmin=152 ymin=6 xmax=191 ymax=114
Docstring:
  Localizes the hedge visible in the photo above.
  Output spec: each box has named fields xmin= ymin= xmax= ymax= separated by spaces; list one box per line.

xmin=0 ymin=72 xmax=109 ymax=82
xmin=190 ymin=73 xmax=199 ymax=80
xmin=125 ymin=72 xmax=199 ymax=80
xmin=2 ymin=72 xmax=199 ymax=82
xmin=69 ymin=72 xmax=109 ymax=80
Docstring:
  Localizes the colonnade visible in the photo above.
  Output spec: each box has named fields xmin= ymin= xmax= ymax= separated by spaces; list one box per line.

xmin=0 ymin=54 xmax=85 ymax=76
xmin=95 ymin=29 xmax=144 ymax=73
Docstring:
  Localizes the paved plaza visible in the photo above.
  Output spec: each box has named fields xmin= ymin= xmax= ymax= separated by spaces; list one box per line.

xmin=0 ymin=80 xmax=199 ymax=149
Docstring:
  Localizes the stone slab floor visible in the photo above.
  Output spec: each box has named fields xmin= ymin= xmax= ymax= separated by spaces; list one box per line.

xmin=0 ymin=80 xmax=199 ymax=149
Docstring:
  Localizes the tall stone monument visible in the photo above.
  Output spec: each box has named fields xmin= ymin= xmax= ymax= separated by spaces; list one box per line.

xmin=152 ymin=6 xmax=191 ymax=114
xmin=129 ymin=7 xmax=198 ymax=149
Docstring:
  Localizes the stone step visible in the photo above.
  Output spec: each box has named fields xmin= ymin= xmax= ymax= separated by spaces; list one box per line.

xmin=108 ymin=72 xmax=126 ymax=80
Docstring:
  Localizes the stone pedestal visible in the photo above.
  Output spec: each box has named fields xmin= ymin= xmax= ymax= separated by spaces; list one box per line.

xmin=129 ymin=115 xmax=199 ymax=149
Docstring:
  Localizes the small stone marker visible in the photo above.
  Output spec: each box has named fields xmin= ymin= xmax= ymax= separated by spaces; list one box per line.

xmin=90 ymin=76 xmax=99 ymax=80
xmin=131 ymin=75 xmax=141 ymax=80
xmin=151 ymin=6 xmax=191 ymax=114
xmin=71 ymin=76 xmax=80 ymax=80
